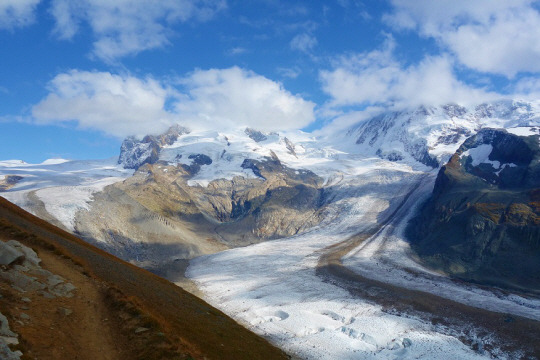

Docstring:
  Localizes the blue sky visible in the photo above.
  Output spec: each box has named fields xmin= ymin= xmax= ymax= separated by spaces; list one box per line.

xmin=2 ymin=0 xmax=540 ymax=162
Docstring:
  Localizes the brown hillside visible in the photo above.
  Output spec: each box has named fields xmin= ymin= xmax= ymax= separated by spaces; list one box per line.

xmin=0 ymin=196 xmax=289 ymax=360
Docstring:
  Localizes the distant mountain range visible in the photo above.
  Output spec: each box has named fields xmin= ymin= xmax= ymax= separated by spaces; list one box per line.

xmin=1 ymin=99 xmax=539 ymax=292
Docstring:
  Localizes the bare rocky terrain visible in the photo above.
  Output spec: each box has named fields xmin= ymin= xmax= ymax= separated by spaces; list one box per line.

xmin=407 ymin=128 xmax=540 ymax=293
xmin=0 ymin=196 xmax=289 ymax=359
xmin=75 ymin=154 xmax=325 ymax=276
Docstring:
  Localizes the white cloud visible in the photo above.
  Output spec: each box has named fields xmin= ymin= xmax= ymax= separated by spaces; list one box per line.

xmin=385 ymin=0 xmax=540 ymax=77
xmin=320 ymin=37 xmax=495 ymax=110
xmin=31 ymin=67 xmax=315 ymax=137
xmin=290 ymin=33 xmax=317 ymax=53
xmin=32 ymin=70 xmax=176 ymax=138
xmin=513 ymin=76 xmax=540 ymax=99
xmin=277 ymin=67 xmax=301 ymax=79
xmin=0 ymin=0 xmax=41 ymax=29
xmin=228 ymin=47 xmax=247 ymax=55
xmin=175 ymin=67 xmax=315 ymax=131
xmin=50 ymin=0 xmax=226 ymax=62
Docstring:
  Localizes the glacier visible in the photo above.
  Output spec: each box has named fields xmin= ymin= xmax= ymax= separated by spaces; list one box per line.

xmin=2 ymin=100 xmax=540 ymax=358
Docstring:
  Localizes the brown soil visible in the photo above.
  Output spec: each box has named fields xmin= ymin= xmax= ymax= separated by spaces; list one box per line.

xmin=0 ymin=196 xmax=289 ymax=360
xmin=0 ymin=247 xmax=126 ymax=360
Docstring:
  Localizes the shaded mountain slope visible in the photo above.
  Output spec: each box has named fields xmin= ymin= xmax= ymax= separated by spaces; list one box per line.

xmin=407 ymin=128 xmax=540 ymax=293
xmin=75 ymin=155 xmax=324 ymax=272
xmin=0 ymin=197 xmax=288 ymax=360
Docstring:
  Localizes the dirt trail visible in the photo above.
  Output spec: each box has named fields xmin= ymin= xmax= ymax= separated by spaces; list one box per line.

xmin=316 ymin=186 xmax=540 ymax=358
xmin=0 ymin=196 xmax=289 ymax=360
xmin=0 ymin=243 xmax=127 ymax=360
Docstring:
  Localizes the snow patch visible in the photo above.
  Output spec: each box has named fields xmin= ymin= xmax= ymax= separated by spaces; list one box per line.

xmin=461 ymin=144 xmax=500 ymax=168
xmin=506 ymin=126 xmax=539 ymax=136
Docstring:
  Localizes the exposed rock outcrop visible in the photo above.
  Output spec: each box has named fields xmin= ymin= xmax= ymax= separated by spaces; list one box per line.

xmin=75 ymin=154 xmax=325 ymax=269
xmin=0 ymin=240 xmax=76 ymax=298
xmin=244 ymin=128 xmax=267 ymax=142
xmin=0 ymin=176 xmax=24 ymax=192
xmin=407 ymin=128 xmax=540 ymax=293
xmin=0 ymin=239 xmax=79 ymax=359
xmin=118 ymin=125 xmax=189 ymax=169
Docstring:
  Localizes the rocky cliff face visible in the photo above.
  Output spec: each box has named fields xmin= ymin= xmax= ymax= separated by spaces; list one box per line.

xmin=118 ymin=125 xmax=189 ymax=169
xmin=406 ymin=128 xmax=540 ymax=293
xmin=77 ymin=151 xmax=324 ymax=268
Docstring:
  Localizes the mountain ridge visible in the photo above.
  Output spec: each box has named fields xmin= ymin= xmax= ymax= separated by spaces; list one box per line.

xmin=406 ymin=127 xmax=540 ymax=293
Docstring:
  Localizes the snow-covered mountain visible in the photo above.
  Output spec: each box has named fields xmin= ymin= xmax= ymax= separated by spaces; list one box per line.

xmin=1 ymin=99 xmax=540 ymax=359
xmin=2 ymin=99 xmax=539 ymax=253
xmin=344 ymin=100 xmax=540 ymax=168
xmin=115 ymin=100 xmax=540 ymax=182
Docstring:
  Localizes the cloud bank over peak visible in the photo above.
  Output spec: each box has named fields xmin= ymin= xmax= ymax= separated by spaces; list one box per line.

xmin=319 ymin=37 xmax=496 ymax=112
xmin=175 ymin=67 xmax=315 ymax=132
xmin=31 ymin=67 xmax=315 ymax=138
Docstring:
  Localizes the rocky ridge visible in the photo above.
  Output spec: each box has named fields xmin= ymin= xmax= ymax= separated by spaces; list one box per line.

xmin=118 ymin=125 xmax=189 ymax=169
xmin=347 ymin=100 xmax=540 ymax=167
xmin=406 ymin=128 xmax=540 ymax=293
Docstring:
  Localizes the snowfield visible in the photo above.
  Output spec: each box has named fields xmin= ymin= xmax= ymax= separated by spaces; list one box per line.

xmin=3 ymin=102 xmax=540 ymax=359
xmin=188 ymin=163 xmax=512 ymax=359
xmin=0 ymin=158 xmax=133 ymax=230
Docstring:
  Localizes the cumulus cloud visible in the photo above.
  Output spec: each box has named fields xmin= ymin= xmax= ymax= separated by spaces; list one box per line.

xmin=0 ymin=0 xmax=41 ymax=29
xmin=32 ymin=67 xmax=315 ymax=137
xmin=385 ymin=0 xmax=540 ymax=77
xmin=290 ymin=33 xmax=317 ymax=53
xmin=175 ymin=67 xmax=315 ymax=131
xmin=319 ymin=37 xmax=495 ymax=110
xmin=50 ymin=0 xmax=226 ymax=62
xmin=32 ymin=70 xmax=177 ymax=138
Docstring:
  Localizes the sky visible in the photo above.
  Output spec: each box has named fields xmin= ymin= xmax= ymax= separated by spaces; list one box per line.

xmin=1 ymin=0 xmax=540 ymax=162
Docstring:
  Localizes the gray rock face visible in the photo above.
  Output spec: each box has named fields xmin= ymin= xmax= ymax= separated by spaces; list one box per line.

xmin=0 ymin=342 xmax=21 ymax=360
xmin=6 ymin=240 xmax=40 ymax=266
xmin=0 ymin=311 xmax=20 ymax=360
xmin=118 ymin=137 xmax=160 ymax=170
xmin=0 ymin=175 xmax=24 ymax=191
xmin=0 ymin=242 xmax=24 ymax=266
xmin=244 ymin=128 xmax=268 ymax=142
xmin=118 ymin=125 xmax=189 ymax=169
xmin=0 ymin=313 xmax=16 ymax=338
xmin=181 ymin=153 xmax=213 ymax=175
xmin=0 ymin=241 xmax=76 ymax=298
xmin=407 ymin=128 xmax=540 ymax=293
xmin=283 ymin=137 xmax=297 ymax=157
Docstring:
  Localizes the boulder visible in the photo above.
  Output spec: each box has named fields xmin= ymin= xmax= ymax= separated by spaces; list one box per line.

xmin=6 ymin=240 xmax=40 ymax=266
xmin=0 ymin=313 xmax=16 ymax=337
xmin=0 ymin=342 xmax=22 ymax=360
xmin=0 ymin=242 xmax=24 ymax=266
